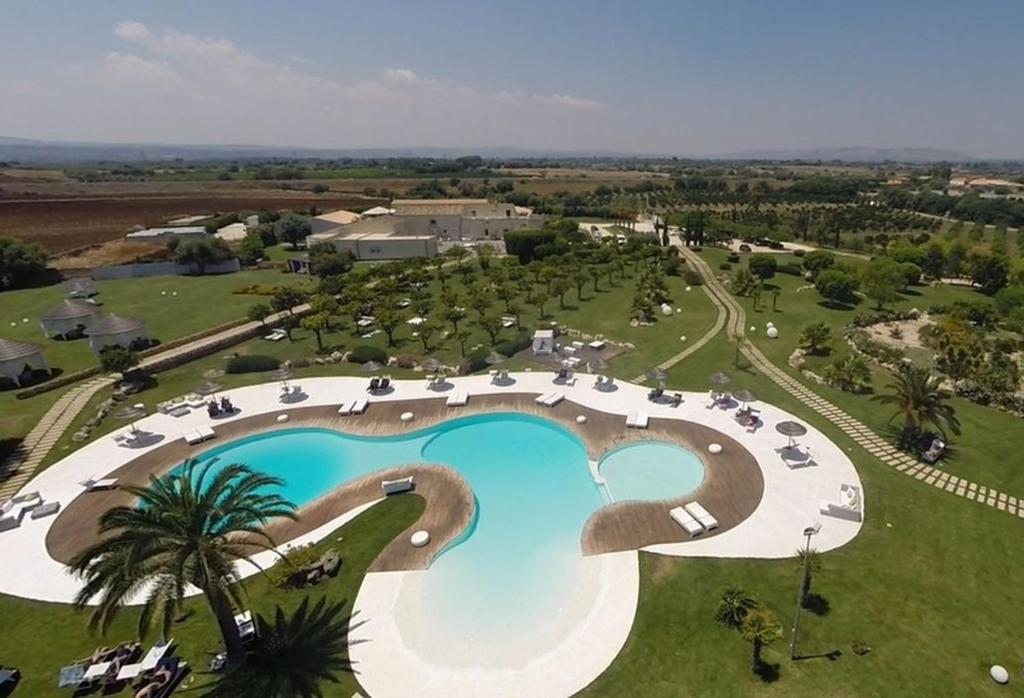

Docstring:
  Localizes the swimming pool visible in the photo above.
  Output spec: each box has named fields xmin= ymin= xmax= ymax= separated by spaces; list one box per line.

xmin=598 ymin=441 xmax=705 ymax=502
xmin=186 ymin=412 xmax=607 ymax=666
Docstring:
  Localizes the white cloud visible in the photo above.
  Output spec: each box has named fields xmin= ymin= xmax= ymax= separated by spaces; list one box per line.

xmin=538 ymin=93 xmax=604 ymax=110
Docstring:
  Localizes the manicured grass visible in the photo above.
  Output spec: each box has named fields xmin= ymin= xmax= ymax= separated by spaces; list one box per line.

xmin=0 ymin=268 xmax=313 ymax=446
xmin=0 ymin=493 xmax=424 ymax=698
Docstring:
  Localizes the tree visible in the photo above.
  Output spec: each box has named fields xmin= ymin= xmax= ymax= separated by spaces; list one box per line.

xmin=99 ymin=345 xmax=139 ymax=377
xmin=247 ymin=302 xmax=272 ymax=326
xmin=714 ymin=588 xmax=757 ymax=630
xmin=748 ymin=253 xmax=777 ymax=280
xmin=552 ymin=276 xmax=571 ymax=309
xmin=590 ymin=265 xmax=602 ymax=292
xmin=444 ymin=245 xmax=469 ymax=269
xmin=862 ymin=258 xmax=905 ymax=309
xmin=507 ymin=301 xmax=523 ymax=327
xmin=174 ymin=237 xmax=233 ymax=274
xmin=795 ymin=547 xmax=822 ymax=604
xmin=470 ymin=288 xmax=492 ymax=317
xmin=823 ymin=355 xmax=872 ymax=392
xmin=475 ymin=243 xmax=494 ymax=270
xmin=300 ymin=312 xmax=330 ymax=351
xmin=376 ymin=306 xmax=403 ymax=346
xmin=814 ymin=269 xmax=858 ymax=306
xmin=478 ymin=313 xmax=503 ymax=344
xmin=799 ymin=322 xmax=832 ymax=355
xmin=273 ymin=213 xmax=312 ymax=249
xmin=801 ymin=250 xmax=835 ymax=278
xmin=417 ymin=321 xmax=439 ymax=352
xmin=740 ymin=607 xmax=782 ymax=672
xmin=872 ymin=364 xmax=961 ymax=443
xmin=69 ymin=459 xmax=297 ymax=667
xmin=443 ymin=305 xmax=466 ymax=334
xmin=969 ymin=254 xmax=1009 ymax=295
xmin=271 ymin=288 xmax=307 ymax=315
xmin=0 ymin=236 xmax=49 ymax=289
xmin=770 ymin=288 xmax=781 ymax=311
xmin=207 ymin=596 xmax=354 ymax=698
xmin=308 ymin=242 xmax=354 ymax=278
xmin=731 ymin=268 xmax=758 ymax=297
xmin=921 ymin=243 xmax=946 ymax=280
xmin=238 ymin=232 xmax=266 ymax=266
xmin=899 ymin=262 xmax=922 ymax=288
xmin=454 ymin=330 xmax=471 ymax=356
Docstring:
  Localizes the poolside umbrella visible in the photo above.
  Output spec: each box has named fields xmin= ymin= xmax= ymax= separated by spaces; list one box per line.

xmin=485 ymin=351 xmax=508 ymax=365
xmin=733 ymin=388 xmax=757 ymax=407
xmin=709 ymin=371 xmax=731 ymax=386
xmin=361 ymin=360 xmax=384 ymax=372
xmin=775 ymin=420 xmax=808 ymax=449
xmin=646 ymin=367 xmax=666 ymax=387
xmin=195 ymin=380 xmax=223 ymax=396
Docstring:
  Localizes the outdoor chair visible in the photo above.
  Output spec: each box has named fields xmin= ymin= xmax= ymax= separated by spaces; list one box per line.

xmin=368 ymin=377 xmax=380 ymax=392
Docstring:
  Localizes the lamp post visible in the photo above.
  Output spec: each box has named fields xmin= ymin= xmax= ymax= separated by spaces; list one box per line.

xmin=789 ymin=522 xmax=821 ymax=660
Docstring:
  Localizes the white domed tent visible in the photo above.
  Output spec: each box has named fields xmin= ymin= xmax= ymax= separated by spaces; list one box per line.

xmin=0 ymin=338 xmax=51 ymax=387
xmin=84 ymin=314 xmax=150 ymax=353
xmin=40 ymin=299 xmax=100 ymax=339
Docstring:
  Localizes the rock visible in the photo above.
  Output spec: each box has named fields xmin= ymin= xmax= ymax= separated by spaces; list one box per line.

xmin=330 ymin=350 xmax=344 ymax=361
xmin=708 ymin=443 xmax=723 ymax=455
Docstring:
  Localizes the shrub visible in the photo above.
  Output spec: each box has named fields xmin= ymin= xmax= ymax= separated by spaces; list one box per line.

xmin=233 ymin=283 xmax=288 ymax=296
xmin=504 ymin=229 xmax=558 ymax=263
xmin=494 ymin=329 xmax=533 ymax=358
xmin=719 ymin=262 xmax=733 ymax=271
xmin=265 ymin=544 xmax=323 ymax=588
xmin=793 ymin=249 xmax=806 ymax=258
xmin=777 ymin=263 xmax=803 ymax=276
xmin=727 ymin=253 xmax=741 ymax=263
xmin=462 ymin=347 xmax=490 ymax=374
xmin=225 ymin=355 xmax=281 ymax=374
xmin=347 ymin=345 xmax=389 ymax=364
xmin=815 ymin=269 xmax=859 ymax=305
xmin=748 ymin=253 xmax=777 ymax=279
xmin=683 ymin=269 xmax=703 ymax=286
xmin=395 ymin=354 xmax=416 ymax=369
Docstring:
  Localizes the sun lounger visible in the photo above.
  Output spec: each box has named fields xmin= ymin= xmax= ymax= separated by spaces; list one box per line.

xmin=183 ymin=426 xmax=215 ymax=445
xmin=349 ymin=398 xmax=369 ymax=414
xmin=81 ymin=477 xmax=118 ymax=491
xmin=545 ymin=392 xmax=565 ymax=406
xmin=670 ymin=506 xmax=704 ymax=537
xmin=337 ymin=401 xmax=354 ymax=415
xmin=684 ymin=502 xmax=719 ymax=531
xmin=820 ymin=483 xmax=863 ymax=522
xmin=30 ymin=501 xmax=61 ymax=519
xmin=626 ymin=411 xmax=649 ymax=429
xmin=381 ymin=476 xmax=414 ymax=495
xmin=447 ymin=390 xmax=468 ymax=407
xmin=535 ymin=392 xmax=554 ymax=405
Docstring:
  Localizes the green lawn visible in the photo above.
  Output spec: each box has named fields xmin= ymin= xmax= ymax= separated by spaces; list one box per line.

xmin=0 ymin=493 xmax=424 ymax=698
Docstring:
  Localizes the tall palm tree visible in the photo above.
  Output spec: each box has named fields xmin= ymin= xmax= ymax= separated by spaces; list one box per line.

xmin=207 ymin=596 xmax=356 ymax=698
xmin=70 ymin=458 xmax=297 ymax=666
xmin=740 ymin=607 xmax=782 ymax=672
xmin=871 ymin=364 xmax=961 ymax=439
xmin=714 ymin=588 xmax=757 ymax=630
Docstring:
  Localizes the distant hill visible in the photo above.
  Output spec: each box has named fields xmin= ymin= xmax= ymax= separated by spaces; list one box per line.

xmin=0 ymin=137 xmax=989 ymax=164
xmin=712 ymin=146 xmax=974 ymax=163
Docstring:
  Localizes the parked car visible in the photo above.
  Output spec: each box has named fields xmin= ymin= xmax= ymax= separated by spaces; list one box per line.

xmin=738 ymin=243 xmax=752 ymax=252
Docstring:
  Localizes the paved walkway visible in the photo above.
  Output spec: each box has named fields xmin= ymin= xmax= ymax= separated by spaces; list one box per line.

xmin=681 ymin=246 xmax=1024 ymax=520
xmin=630 ymin=286 xmax=726 ymax=383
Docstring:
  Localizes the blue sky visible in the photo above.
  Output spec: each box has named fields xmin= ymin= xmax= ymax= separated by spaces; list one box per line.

xmin=1 ymin=1 xmax=1021 ymax=156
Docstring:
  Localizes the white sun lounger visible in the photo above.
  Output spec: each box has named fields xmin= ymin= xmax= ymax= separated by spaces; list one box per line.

xmin=184 ymin=426 xmax=216 ymax=445
xmin=446 ymin=391 xmax=468 ymax=407
xmin=626 ymin=411 xmax=649 ymax=429
xmin=337 ymin=401 xmax=354 ymax=416
xmin=542 ymin=392 xmax=564 ymax=407
xmin=381 ymin=476 xmax=414 ymax=495
xmin=669 ymin=506 xmax=704 ymax=537
xmin=81 ymin=476 xmax=118 ymax=491
xmin=350 ymin=398 xmax=369 ymax=414
xmin=684 ymin=501 xmax=719 ymax=531
xmin=535 ymin=392 xmax=554 ymax=405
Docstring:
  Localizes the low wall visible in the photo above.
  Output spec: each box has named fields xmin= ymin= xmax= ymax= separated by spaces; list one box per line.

xmin=92 ymin=259 xmax=240 ymax=280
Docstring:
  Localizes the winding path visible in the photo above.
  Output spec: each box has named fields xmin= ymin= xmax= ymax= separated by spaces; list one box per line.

xmin=630 ymin=285 xmax=727 ymax=383
xmin=681 ymin=246 xmax=1024 ymax=520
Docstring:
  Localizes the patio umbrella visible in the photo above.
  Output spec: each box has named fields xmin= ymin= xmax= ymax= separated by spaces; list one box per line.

xmin=775 ymin=420 xmax=808 ymax=449
xmin=709 ymin=371 xmax=731 ymax=386
xmin=361 ymin=360 xmax=384 ymax=372
xmin=733 ymin=388 xmax=757 ymax=406
xmin=485 ymin=351 xmax=508 ymax=365
xmin=195 ymin=381 xmax=223 ymax=396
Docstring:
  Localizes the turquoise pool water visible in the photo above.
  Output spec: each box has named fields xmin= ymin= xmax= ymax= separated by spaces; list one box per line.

xmin=186 ymin=413 xmax=605 ymax=644
xmin=599 ymin=441 xmax=705 ymax=502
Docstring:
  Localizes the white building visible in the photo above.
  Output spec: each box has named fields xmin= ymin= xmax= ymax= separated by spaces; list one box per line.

xmin=309 ymin=209 xmax=362 ymax=236
xmin=126 ymin=226 xmax=208 ymax=241
xmin=307 ymin=216 xmax=437 ymax=261
xmin=215 ymin=222 xmax=248 ymax=242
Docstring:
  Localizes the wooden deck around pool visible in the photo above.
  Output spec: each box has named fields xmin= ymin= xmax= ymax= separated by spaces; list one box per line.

xmin=45 ymin=388 xmax=765 ymax=570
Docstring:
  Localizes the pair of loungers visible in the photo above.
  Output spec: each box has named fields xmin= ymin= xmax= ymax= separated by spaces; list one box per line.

xmin=336 ymin=398 xmax=369 ymax=415
xmin=183 ymin=426 xmax=215 ymax=445
xmin=534 ymin=392 xmax=564 ymax=407
xmin=447 ymin=390 xmax=469 ymax=407
xmin=0 ymin=492 xmax=60 ymax=532
xmin=670 ymin=501 xmax=719 ymax=537
xmin=626 ymin=410 xmax=649 ymax=429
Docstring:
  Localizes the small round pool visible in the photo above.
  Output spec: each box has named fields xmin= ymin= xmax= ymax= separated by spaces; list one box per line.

xmin=599 ymin=441 xmax=705 ymax=502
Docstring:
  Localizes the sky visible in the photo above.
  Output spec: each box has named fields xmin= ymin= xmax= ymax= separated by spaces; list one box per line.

xmin=0 ymin=0 xmax=1021 ymax=157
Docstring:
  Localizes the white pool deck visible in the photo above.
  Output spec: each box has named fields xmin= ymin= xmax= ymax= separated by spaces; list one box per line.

xmin=3 ymin=372 xmax=863 ymax=697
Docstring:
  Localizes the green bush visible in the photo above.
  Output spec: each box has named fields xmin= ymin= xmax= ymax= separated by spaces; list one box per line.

xmin=265 ymin=544 xmax=322 ymax=588
xmin=504 ymin=229 xmax=558 ymax=263
xmin=464 ymin=347 xmax=490 ymax=373
xmin=777 ymin=263 xmax=803 ymax=276
xmin=719 ymin=262 xmax=733 ymax=270
xmin=348 ymin=345 xmax=389 ymax=364
xmin=494 ymin=329 xmax=533 ymax=357
xmin=225 ymin=355 xmax=281 ymax=374
xmin=683 ymin=269 xmax=703 ymax=286
xmin=726 ymin=253 xmax=741 ymax=263
xmin=793 ymin=249 xmax=806 ymax=257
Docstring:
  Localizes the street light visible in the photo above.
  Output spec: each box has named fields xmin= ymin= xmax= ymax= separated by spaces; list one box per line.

xmin=789 ymin=521 xmax=822 ymax=660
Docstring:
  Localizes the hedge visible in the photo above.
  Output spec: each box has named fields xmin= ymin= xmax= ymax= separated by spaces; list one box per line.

xmin=504 ymin=229 xmax=558 ymax=264
xmin=777 ymin=263 xmax=804 ymax=276
xmin=348 ymin=345 xmax=389 ymax=365
xmin=494 ymin=329 xmax=533 ymax=358
xmin=225 ymin=355 xmax=281 ymax=374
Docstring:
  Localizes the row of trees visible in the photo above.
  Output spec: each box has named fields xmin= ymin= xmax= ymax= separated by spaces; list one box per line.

xmin=0 ymin=235 xmax=49 ymax=290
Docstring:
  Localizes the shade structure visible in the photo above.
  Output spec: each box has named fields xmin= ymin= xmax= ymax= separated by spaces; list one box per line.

xmin=84 ymin=313 xmax=149 ymax=352
xmin=361 ymin=360 xmax=384 ymax=372
xmin=732 ymin=388 xmax=757 ymax=405
xmin=775 ymin=420 xmax=808 ymax=448
xmin=0 ymin=337 xmax=50 ymax=386
xmin=485 ymin=351 xmax=508 ymax=365
xmin=709 ymin=371 xmax=732 ymax=385
xmin=39 ymin=299 xmax=100 ymax=338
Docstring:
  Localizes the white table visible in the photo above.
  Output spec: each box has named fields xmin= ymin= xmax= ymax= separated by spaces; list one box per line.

xmin=83 ymin=661 xmax=112 ymax=681
xmin=116 ymin=663 xmax=143 ymax=681
xmin=588 ymin=340 xmax=607 ymax=350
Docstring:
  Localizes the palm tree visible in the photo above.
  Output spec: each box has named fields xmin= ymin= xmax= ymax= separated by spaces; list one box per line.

xmin=740 ymin=607 xmax=782 ymax=672
xmin=70 ymin=459 xmax=297 ymax=667
xmin=714 ymin=588 xmax=757 ymax=630
xmin=794 ymin=547 xmax=822 ymax=603
xmin=207 ymin=596 xmax=355 ymax=698
xmin=872 ymin=364 xmax=961 ymax=440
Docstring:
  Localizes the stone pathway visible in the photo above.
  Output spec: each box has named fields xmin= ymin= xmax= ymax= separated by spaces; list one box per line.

xmin=681 ymin=246 xmax=1024 ymax=520
xmin=0 ymin=376 xmax=114 ymax=500
xmin=630 ymin=286 xmax=727 ymax=383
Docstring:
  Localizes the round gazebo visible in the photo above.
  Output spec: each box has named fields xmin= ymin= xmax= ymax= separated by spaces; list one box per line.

xmin=40 ymin=299 xmax=100 ymax=339
xmin=84 ymin=314 xmax=150 ymax=353
xmin=0 ymin=338 xmax=51 ymax=387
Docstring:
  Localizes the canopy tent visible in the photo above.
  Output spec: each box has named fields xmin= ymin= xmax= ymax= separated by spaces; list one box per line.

xmin=40 ymin=299 xmax=100 ymax=339
xmin=0 ymin=338 xmax=50 ymax=387
xmin=84 ymin=314 xmax=149 ymax=353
